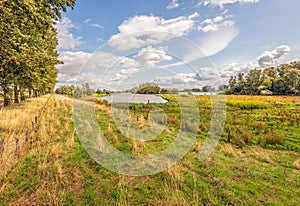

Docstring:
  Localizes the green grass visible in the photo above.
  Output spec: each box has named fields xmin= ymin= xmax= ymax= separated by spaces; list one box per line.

xmin=0 ymin=95 xmax=299 ymax=205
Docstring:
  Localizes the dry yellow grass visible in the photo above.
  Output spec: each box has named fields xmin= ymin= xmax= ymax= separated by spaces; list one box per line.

xmin=292 ymin=158 xmax=300 ymax=170
xmin=0 ymin=96 xmax=50 ymax=178
xmin=6 ymin=95 xmax=76 ymax=205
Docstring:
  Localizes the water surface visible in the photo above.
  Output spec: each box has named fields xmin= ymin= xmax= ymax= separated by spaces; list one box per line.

xmin=99 ymin=93 xmax=168 ymax=104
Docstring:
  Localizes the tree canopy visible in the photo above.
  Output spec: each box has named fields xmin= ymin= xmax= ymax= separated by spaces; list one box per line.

xmin=131 ymin=82 xmax=178 ymax=94
xmin=0 ymin=0 xmax=76 ymax=106
xmin=227 ymin=61 xmax=300 ymax=96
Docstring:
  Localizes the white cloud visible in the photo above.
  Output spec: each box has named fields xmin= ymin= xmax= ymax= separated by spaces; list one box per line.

xmin=154 ymin=67 xmax=221 ymax=88
xmin=218 ymin=46 xmax=291 ymax=84
xmin=257 ymin=45 xmax=290 ymax=67
xmin=197 ymin=25 xmax=239 ymax=57
xmin=55 ymin=17 xmax=83 ymax=50
xmin=155 ymin=73 xmax=201 ymax=86
xmin=167 ymin=0 xmax=180 ymax=10
xmin=200 ymin=0 xmax=259 ymax=7
xmin=111 ymin=68 xmax=139 ymax=82
xmin=57 ymin=51 xmax=139 ymax=78
xmin=198 ymin=14 xmax=234 ymax=32
xmin=83 ymin=18 xmax=92 ymax=24
xmin=137 ymin=46 xmax=172 ymax=66
xmin=220 ymin=62 xmax=258 ymax=78
xmin=91 ymin=24 xmax=104 ymax=29
xmin=156 ymin=22 xmax=239 ymax=70
xmin=108 ymin=13 xmax=200 ymax=51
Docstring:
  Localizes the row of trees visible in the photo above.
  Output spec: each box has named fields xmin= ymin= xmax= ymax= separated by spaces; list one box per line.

xmin=0 ymin=0 xmax=76 ymax=106
xmin=55 ymin=83 xmax=96 ymax=97
xmin=130 ymin=82 xmax=179 ymax=94
xmin=182 ymin=86 xmax=217 ymax=93
xmin=227 ymin=61 xmax=300 ymax=95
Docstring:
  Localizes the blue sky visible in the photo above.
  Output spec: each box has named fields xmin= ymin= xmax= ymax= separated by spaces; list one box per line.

xmin=56 ymin=0 xmax=300 ymax=90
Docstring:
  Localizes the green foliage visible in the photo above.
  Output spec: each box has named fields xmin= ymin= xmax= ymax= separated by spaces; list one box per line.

xmin=0 ymin=0 xmax=75 ymax=106
xmin=191 ymin=88 xmax=201 ymax=92
xmin=227 ymin=61 xmax=300 ymax=96
xmin=160 ymin=88 xmax=179 ymax=94
xmin=130 ymin=82 xmax=178 ymax=94
xmin=133 ymin=82 xmax=161 ymax=94
xmin=96 ymin=89 xmax=112 ymax=95
xmin=202 ymin=85 xmax=215 ymax=92
xmin=55 ymin=85 xmax=75 ymax=97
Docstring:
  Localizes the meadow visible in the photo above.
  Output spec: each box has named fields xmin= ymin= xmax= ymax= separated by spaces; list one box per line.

xmin=0 ymin=94 xmax=299 ymax=205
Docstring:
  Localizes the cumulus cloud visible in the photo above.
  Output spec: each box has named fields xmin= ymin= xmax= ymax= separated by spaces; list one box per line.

xmin=257 ymin=45 xmax=290 ymax=67
xmin=111 ymin=68 xmax=139 ymax=82
xmin=137 ymin=46 xmax=172 ymax=66
xmin=55 ymin=17 xmax=83 ymax=50
xmin=198 ymin=15 xmax=234 ymax=32
xmin=200 ymin=0 xmax=259 ymax=7
xmin=218 ymin=45 xmax=291 ymax=84
xmin=108 ymin=13 xmax=200 ymax=51
xmin=167 ymin=0 xmax=180 ymax=10
xmin=57 ymin=51 xmax=139 ymax=79
xmin=220 ymin=62 xmax=258 ymax=78
xmin=155 ymin=73 xmax=201 ymax=85
xmin=154 ymin=67 xmax=220 ymax=89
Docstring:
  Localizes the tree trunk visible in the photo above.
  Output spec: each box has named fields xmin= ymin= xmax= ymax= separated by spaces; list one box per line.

xmin=3 ymin=88 xmax=10 ymax=107
xmin=28 ymin=89 xmax=31 ymax=98
xmin=20 ymin=86 xmax=25 ymax=101
xmin=14 ymin=84 xmax=19 ymax=103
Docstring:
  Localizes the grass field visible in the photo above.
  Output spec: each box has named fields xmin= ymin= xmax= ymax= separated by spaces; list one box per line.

xmin=0 ymin=94 xmax=299 ymax=205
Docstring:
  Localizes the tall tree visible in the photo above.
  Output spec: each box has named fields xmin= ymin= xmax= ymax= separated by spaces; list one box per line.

xmin=0 ymin=0 xmax=75 ymax=106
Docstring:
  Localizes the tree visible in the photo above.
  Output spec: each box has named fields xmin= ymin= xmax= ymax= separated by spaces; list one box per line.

xmin=202 ymin=85 xmax=215 ymax=92
xmin=192 ymin=88 xmax=201 ymax=92
xmin=246 ymin=69 xmax=264 ymax=95
xmin=228 ymin=61 xmax=300 ymax=96
xmin=134 ymin=82 xmax=161 ymax=94
xmin=0 ymin=0 xmax=75 ymax=106
xmin=82 ymin=83 xmax=94 ymax=96
xmin=55 ymin=85 xmax=75 ymax=97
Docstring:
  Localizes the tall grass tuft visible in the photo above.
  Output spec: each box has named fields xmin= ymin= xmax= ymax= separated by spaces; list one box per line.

xmin=265 ymin=134 xmax=285 ymax=145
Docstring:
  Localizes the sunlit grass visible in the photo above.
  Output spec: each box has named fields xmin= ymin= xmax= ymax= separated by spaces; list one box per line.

xmin=0 ymin=94 xmax=299 ymax=205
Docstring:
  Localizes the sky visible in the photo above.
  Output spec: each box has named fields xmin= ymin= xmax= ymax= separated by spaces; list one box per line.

xmin=56 ymin=0 xmax=300 ymax=91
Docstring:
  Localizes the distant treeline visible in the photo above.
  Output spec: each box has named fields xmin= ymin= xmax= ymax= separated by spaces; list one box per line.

xmin=55 ymin=83 xmax=98 ymax=97
xmin=56 ymin=82 xmax=179 ymax=97
xmin=226 ymin=61 xmax=300 ymax=95
xmin=129 ymin=82 xmax=178 ymax=94
xmin=0 ymin=0 xmax=76 ymax=106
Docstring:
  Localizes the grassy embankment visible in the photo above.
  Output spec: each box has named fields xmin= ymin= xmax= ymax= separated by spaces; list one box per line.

xmin=0 ymin=94 xmax=299 ymax=205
